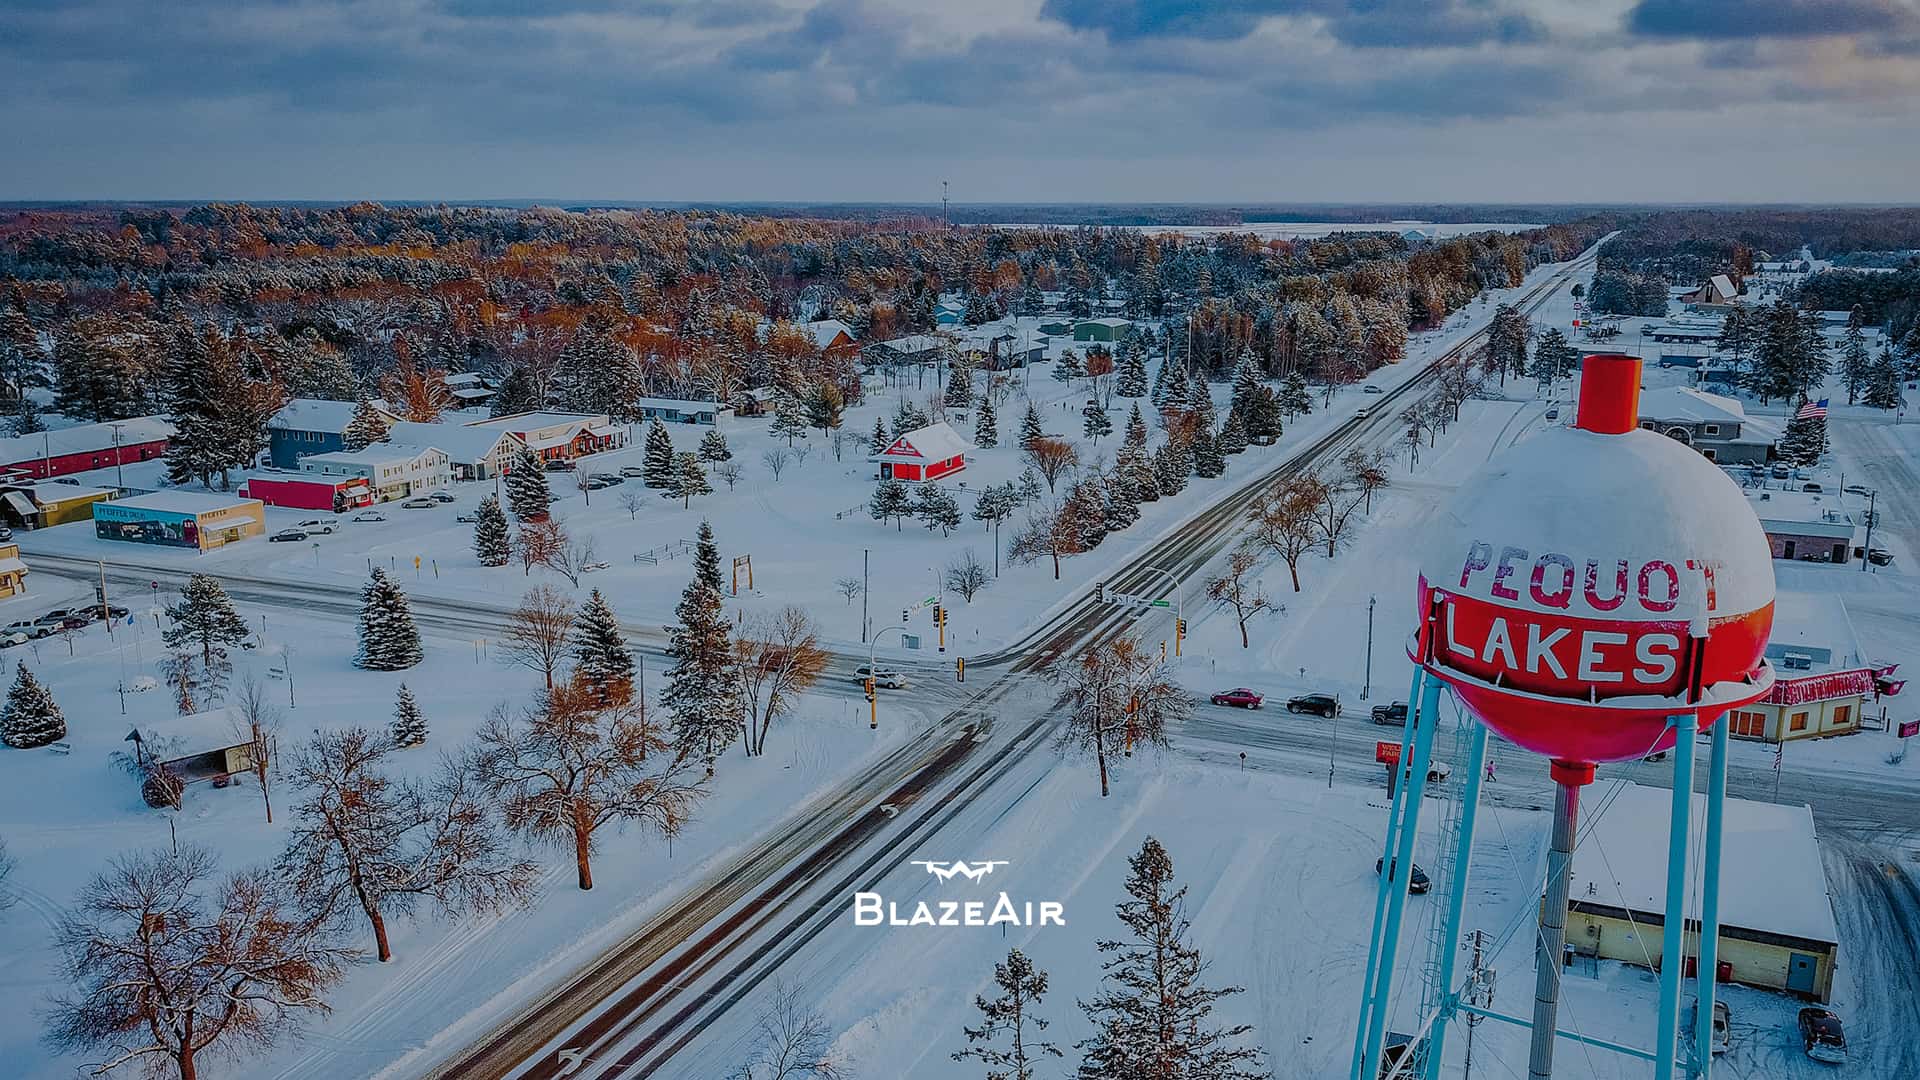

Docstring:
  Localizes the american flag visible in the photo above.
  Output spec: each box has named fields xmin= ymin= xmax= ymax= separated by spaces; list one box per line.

xmin=1796 ymin=398 xmax=1829 ymax=420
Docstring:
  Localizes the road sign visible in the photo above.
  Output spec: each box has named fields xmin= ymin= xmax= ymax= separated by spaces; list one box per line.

xmin=1148 ymin=599 xmax=1173 ymax=609
xmin=1900 ymin=719 xmax=1919 ymax=740
xmin=1375 ymin=741 xmax=1401 ymax=765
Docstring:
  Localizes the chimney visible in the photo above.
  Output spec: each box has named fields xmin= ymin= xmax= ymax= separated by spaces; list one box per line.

xmin=1575 ymin=353 xmax=1642 ymax=435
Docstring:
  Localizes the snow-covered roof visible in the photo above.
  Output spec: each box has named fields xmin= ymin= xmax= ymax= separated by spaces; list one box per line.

xmin=870 ymin=334 xmax=947 ymax=355
xmin=17 ymin=482 xmax=114 ymax=503
xmin=385 ymin=421 xmax=516 ymax=464
xmin=1570 ymin=780 xmax=1837 ymax=947
xmin=303 ymin=443 xmax=444 ymax=469
xmin=1077 ymin=317 xmax=1131 ymax=328
xmin=1746 ymin=488 xmax=1856 ymax=537
xmin=875 ymin=421 xmax=972 ymax=463
xmin=0 ymin=415 xmax=174 ymax=466
xmin=464 ymin=411 xmax=606 ymax=432
xmin=139 ymin=709 xmax=253 ymax=762
xmin=269 ymin=398 xmax=397 ymax=434
xmin=635 ymin=397 xmax=727 ymax=413
xmin=1709 ymin=274 xmax=1738 ymax=300
xmin=1765 ymin=590 xmax=1869 ymax=674
xmin=804 ymin=319 xmax=855 ymax=348
xmin=1637 ymin=387 xmax=1746 ymax=426
xmin=106 ymin=490 xmax=260 ymax=516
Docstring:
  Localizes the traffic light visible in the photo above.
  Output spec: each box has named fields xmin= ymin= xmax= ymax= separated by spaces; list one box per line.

xmin=902 ymin=608 xmax=910 ymax=624
xmin=864 ymin=677 xmax=876 ymax=703
xmin=1176 ymin=618 xmax=1187 ymax=637
xmin=1095 ymin=581 xmax=1105 ymax=602
xmin=933 ymin=604 xmax=944 ymax=625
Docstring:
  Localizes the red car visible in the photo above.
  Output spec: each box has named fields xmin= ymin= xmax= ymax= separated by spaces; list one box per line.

xmin=1210 ymin=688 xmax=1263 ymax=709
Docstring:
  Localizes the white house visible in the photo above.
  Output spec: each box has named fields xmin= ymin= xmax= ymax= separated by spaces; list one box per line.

xmin=299 ymin=443 xmax=451 ymax=502
xmin=385 ymin=420 xmax=520 ymax=481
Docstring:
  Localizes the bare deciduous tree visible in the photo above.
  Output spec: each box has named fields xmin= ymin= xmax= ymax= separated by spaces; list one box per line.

xmin=618 ymin=487 xmax=645 ymax=520
xmin=733 ymin=979 xmax=845 ymax=1080
xmin=1204 ymin=548 xmax=1279 ymax=649
xmin=1342 ymin=446 xmax=1392 ymax=513
xmin=1313 ymin=471 xmax=1368 ymax=557
xmin=547 ymin=530 xmax=600 ymax=588
xmin=478 ymin=678 xmax=706 ymax=890
xmin=1247 ymin=474 xmax=1326 ymax=592
xmin=47 ymin=845 xmax=356 ymax=1080
xmin=1024 ymin=436 xmax=1078 ymax=494
xmin=229 ymin=674 xmax=279 ymax=823
xmin=504 ymin=585 xmax=575 ymax=689
xmin=280 ymin=730 xmax=535 ymax=963
xmin=1048 ymin=636 xmax=1188 ymax=797
xmin=944 ymin=548 xmax=991 ymax=602
xmin=833 ymin=577 xmax=863 ymax=605
xmin=733 ymin=606 xmax=828 ymax=757
xmin=763 ymin=449 xmax=793 ymax=480
xmin=0 ymin=836 xmax=15 ymax=913
xmin=1007 ymin=500 xmax=1084 ymax=581
xmin=514 ymin=518 xmax=565 ymax=577
xmin=715 ymin=462 xmax=745 ymax=490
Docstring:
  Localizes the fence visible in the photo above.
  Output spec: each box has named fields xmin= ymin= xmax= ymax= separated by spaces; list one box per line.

xmin=634 ymin=538 xmax=697 ymax=565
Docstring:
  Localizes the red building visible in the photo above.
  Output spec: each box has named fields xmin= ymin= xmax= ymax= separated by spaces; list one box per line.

xmin=0 ymin=416 xmax=173 ymax=481
xmin=241 ymin=474 xmax=372 ymax=512
xmin=873 ymin=421 xmax=971 ymax=482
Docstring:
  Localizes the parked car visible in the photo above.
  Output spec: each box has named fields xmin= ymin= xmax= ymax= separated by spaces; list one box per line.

xmin=428 ymin=490 xmax=456 ymax=503
xmin=545 ymin=458 xmax=576 ymax=472
xmin=41 ymin=608 xmax=91 ymax=626
xmin=295 ymin=518 xmax=338 ymax=535
xmin=1770 ymin=464 xmax=1791 ymax=480
xmin=1689 ymin=999 xmax=1729 ymax=1056
xmin=853 ymin=665 xmax=908 ymax=690
xmin=52 ymin=477 xmax=78 ymax=485
xmin=1844 ymin=484 xmax=1871 ymax=496
xmin=1867 ymin=548 xmax=1894 ymax=567
xmin=456 ymin=511 xmax=481 ymax=523
xmin=1287 ymin=692 xmax=1341 ymax=718
xmin=95 ymin=604 xmax=129 ymax=621
xmin=1210 ymin=688 xmax=1264 ymax=709
xmin=618 ymin=465 xmax=647 ymax=478
xmin=1802 ymin=481 xmax=1822 ymax=493
xmin=1362 ymin=383 xmax=1384 ymax=394
xmin=1797 ymin=1007 xmax=1847 ymax=1065
xmin=4 ymin=620 xmax=47 ymax=639
xmin=1375 ymin=856 xmax=1430 ymax=894
xmin=400 ymin=497 xmax=435 ymax=509
xmin=35 ymin=613 xmax=87 ymax=632
xmin=584 ymin=477 xmax=618 ymax=490
xmin=0 ymin=630 xmax=29 ymax=649
xmin=270 ymin=528 xmax=309 ymax=543
xmin=590 ymin=472 xmax=624 ymax=486
xmin=351 ymin=510 xmax=388 ymax=523
xmin=1371 ymin=701 xmax=1408 ymax=725
xmin=1545 ymin=407 xmax=1560 ymax=421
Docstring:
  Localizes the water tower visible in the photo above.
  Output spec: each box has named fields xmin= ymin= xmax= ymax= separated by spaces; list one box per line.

xmin=1352 ymin=355 xmax=1776 ymax=1080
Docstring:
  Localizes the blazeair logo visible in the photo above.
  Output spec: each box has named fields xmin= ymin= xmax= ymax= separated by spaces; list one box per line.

xmin=854 ymin=860 xmax=1065 ymax=928
xmin=912 ymin=859 xmax=1007 ymax=883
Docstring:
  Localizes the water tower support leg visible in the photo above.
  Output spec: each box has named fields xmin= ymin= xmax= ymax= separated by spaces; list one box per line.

xmin=1528 ymin=760 xmax=1591 ymax=1080
xmin=1654 ymin=714 xmax=1699 ymax=1079
xmin=1357 ymin=672 xmax=1444 ymax=1080
xmin=1690 ymin=715 xmax=1729 ymax=1079
xmin=1422 ymin=717 xmax=1489 ymax=1080
xmin=1352 ymin=668 xmax=1427 ymax=1077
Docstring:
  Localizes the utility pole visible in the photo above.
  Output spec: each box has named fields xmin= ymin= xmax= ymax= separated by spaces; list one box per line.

xmin=941 ymin=180 xmax=949 ymax=223
xmin=1362 ymin=594 xmax=1375 ymax=700
xmin=1861 ymin=489 xmax=1876 ymax=572
xmin=862 ymin=549 xmax=870 ymax=643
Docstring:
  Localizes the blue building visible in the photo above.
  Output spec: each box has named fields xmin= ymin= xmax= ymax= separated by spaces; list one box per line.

xmin=266 ymin=399 xmax=400 ymax=470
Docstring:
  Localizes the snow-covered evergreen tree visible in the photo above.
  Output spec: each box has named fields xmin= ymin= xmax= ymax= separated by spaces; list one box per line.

xmin=1279 ymin=368 xmax=1313 ymax=416
xmin=1076 ymin=837 xmax=1266 ymax=1079
xmin=1217 ymin=411 xmax=1249 ymax=456
xmin=1153 ymin=441 xmax=1190 ymax=497
xmin=952 ymin=948 xmax=1062 ymax=1080
xmin=913 ymin=484 xmax=962 ymax=536
xmin=1115 ymin=342 xmax=1149 ymax=399
xmin=1149 ymin=352 xmax=1173 ymax=405
xmin=8 ymin=394 xmax=44 ymax=437
xmin=944 ymin=360 xmax=974 ymax=410
xmin=1 ymin=665 xmax=65 ymax=749
xmin=572 ymin=589 xmax=635 ymax=703
xmin=505 ymin=446 xmax=551 ymax=522
xmin=1191 ymin=425 xmax=1225 ymax=478
xmin=870 ymin=416 xmax=891 ymax=455
xmin=1122 ymin=404 xmax=1148 ymax=452
xmin=1228 ymin=351 xmax=1262 ymax=419
xmin=1053 ymin=349 xmax=1083 ymax=384
xmin=343 ymin=396 xmax=392 ymax=452
xmin=769 ymin=391 xmax=809 ymax=445
xmin=1864 ymin=349 xmax=1904 ymax=410
xmin=389 ymin=683 xmax=427 ymax=748
xmin=1082 ymin=399 xmax=1112 ymax=442
xmin=894 ymin=397 xmax=929 ymax=434
xmin=642 ymin=419 xmax=675 ymax=487
xmin=1116 ymin=442 xmax=1158 ymax=505
xmin=489 ymin=365 xmax=541 ymax=417
xmin=355 ymin=567 xmax=424 ymax=671
xmin=1020 ymin=401 xmax=1045 ymax=450
xmin=552 ymin=319 xmax=642 ymax=421
xmin=162 ymin=574 xmax=251 ymax=668
xmin=697 ymin=428 xmax=731 ymax=463
xmin=974 ymin=398 xmax=999 ymax=448
xmin=665 ymin=451 xmax=712 ymax=507
xmin=1017 ymin=467 xmax=1044 ymax=504
xmin=1839 ymin=314 xmax=1872 ymax=405
xmin=662 ymin=522 xmax=735 ymax=767
xmin=1069 ymin=478 xmax=1107 ymax=550
xmin=1778 ymin=411 xmax=1829 ymax=467
xmin=473 ymin=494 xmax=510 ymax=566
xmin=870 ymin=477 xmax=913 ymax=530
xmin=1102 ymin=471 xmax=1141 ymax=532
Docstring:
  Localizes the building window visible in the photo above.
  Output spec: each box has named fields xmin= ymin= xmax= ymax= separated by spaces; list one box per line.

xmin=1704 ymin=424 xmax=1720 ymax=436
xmin=1831 ymin=704 xmax=1852 ymax=727
xmin=1789 ymin=711 xmax=1809 ymax=732
xmin=1729 ymin=710 xmax=1766 ymax=738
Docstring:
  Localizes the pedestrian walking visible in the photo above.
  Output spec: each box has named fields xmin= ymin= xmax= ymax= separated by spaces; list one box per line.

xmin=1485 ymin=760 xmax=1497 ymax=783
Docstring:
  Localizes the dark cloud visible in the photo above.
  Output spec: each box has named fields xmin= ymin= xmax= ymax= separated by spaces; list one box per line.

xmin=1627 ymin=0 xmax=1913 ymax=39
xmin=1038 ymin=0 xmax=1544 ymax=47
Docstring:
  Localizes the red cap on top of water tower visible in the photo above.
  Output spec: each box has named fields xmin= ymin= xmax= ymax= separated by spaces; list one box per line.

xmin=1574 ymin=353 xmax=1641 ymax=435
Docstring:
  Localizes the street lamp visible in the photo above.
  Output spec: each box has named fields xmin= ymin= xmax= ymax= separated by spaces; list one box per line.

xmin=867 ymin=625 xmax=909 ymax=730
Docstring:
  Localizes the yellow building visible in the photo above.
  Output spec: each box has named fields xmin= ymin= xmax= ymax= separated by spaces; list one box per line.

xmin=93 ymin=491 xmax=265 ymax=552
xmin=0 ymin=542 xmax=26 ymax=598
xmin=1567 ymin=781 xmax=1838 ymax=1002
xmin=1723 ymin=591 xmax=1896 ymax=744
xmin=0 ymin=482 xmax=116 ymax=528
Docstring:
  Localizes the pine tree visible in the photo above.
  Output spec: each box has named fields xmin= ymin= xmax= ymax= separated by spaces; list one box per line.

xmin=1102 ymin=471 xmax=1141 ymax=532
xmin=1153 ymin=441 xmax=1190 ymax=497
xmin=662 ymin=522 xmax=735 ymax=766
xmin=666 ymin=451 xmax=712 ymax=507
xmin=945 ymin=360 xmax=974 ymax=410
xmin=1840 ymin=318 xmax=1873 ymax=405
xmin=1020 ymin=401 xmax=1045 ymax=450
xmin=803 ymin=381 xmax=845 ymax=434
xmin=8 ymin=393 xmax=44 ymax=437
xmin=1122 ymin=404 xmax=1148 ymax=452
xmin=913 ymin=484 xmax=962 ymax=536
xmin=1069 ymin=478 xmax=1108 ymax=550
xmin=1115 ymin=342 xmax=1149 ymax=399
xmin=1530 ymin=327 xmax=1579 ymax=386
xmin=1217 ymin=411 xmax=1249 ymax=456
xmin=162 ymin=574 xmax=251 ymax=667
xmin=1054 ymin=348 xmax=1083 ymax=384
xmin=1279 ymin=368 xmax=1313 ymax=416
xmin=1191 ymin=425 xmax=1225 ymax=478
xmin=770 ymin=390 xmax=809 ymax=445
xmin=1017 ymin=467 xmax=1044 ymax=504
xmin=952 ymin=948 xmax=1062 ymax=1080
xmin=1 ymin=666 xmax=65 ymax=749
xmin=343 ymin=396 xmax=391 ymax=452
xmin=974 ymin=397 xmax=999 ymax=448
xmin=473 ymin=494 xmax=510 ymax=566
xmin=1077 ymin=838 xmax=1266 ymax=1080
xmin=552 ymin=319 xmax=642 ymax=420
xmin=870 ymin=477 xmax=914 ymax=530
xmin=1864 ymin=349 xmax=1904 ymax=410
xmin=1082 ymin=399 xmax=1112 ymax=442
xmin=505 ymin=446 xmax=551 ymax=522
xmin=389 ymin=684 xmax=427 ymax=748
xmin=870 ymin=416 xmax=892 ymax=455
xmin=697 ymin=428 xmax=731 ymax=463
xmin=572 ymin=589 xmax=635 ymax=703
xmin=1150 ymin=353 xmax=1173 ymax=405
xmin=1117 ymin=442 xmax=1158 ymax=504
xmin=1779 ymin=411 xmax=1829 ymax=468
xmin=642 ymin=418 xmax=676 ymax=487
xmin=894 ymin=397 xmax=929 ymax=434
xmin=489 ymin=364 xmax=541 ymax=417
xmin=356 ymin=568 xmax=424 ymax=671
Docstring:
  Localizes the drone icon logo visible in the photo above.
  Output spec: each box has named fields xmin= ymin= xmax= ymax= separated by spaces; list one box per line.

xmin=912 ymin=860 xmax=1009 ymax=883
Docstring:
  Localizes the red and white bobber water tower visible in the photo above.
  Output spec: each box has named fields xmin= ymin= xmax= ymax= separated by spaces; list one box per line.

xmin=1353 ymin=354 xmax=1776 ymax=1080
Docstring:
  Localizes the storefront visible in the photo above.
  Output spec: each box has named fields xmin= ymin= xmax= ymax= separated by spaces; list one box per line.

xmin=94 ymin=492 xmax=265 ymax=552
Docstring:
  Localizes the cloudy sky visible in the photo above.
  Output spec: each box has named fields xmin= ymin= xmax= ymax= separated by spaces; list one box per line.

xmin=4 ymin=0 xmax=1919 ymax=204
